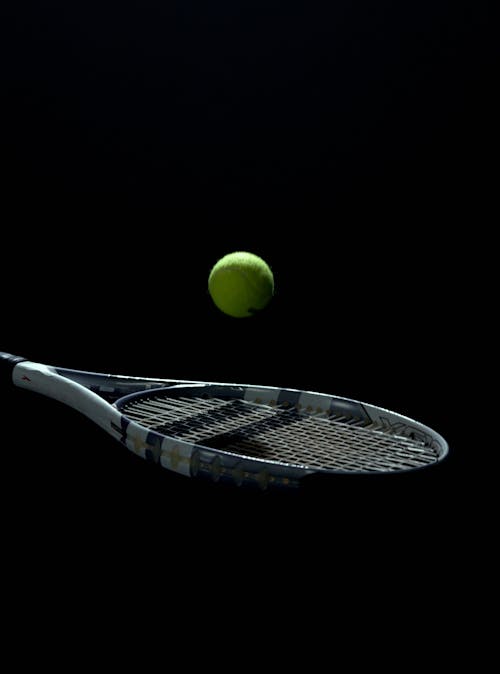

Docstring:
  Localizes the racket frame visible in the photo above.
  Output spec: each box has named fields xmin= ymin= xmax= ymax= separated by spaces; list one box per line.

xmin=5 ymin=357 xmax=449 ymax=489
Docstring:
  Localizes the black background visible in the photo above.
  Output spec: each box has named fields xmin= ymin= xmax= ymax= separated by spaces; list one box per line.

xmin=0 ymin=1 xmax=492 ymax=625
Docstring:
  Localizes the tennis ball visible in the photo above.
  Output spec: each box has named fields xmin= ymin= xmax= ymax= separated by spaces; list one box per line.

xmin=208 ymin=251 xmax=274 ymax=318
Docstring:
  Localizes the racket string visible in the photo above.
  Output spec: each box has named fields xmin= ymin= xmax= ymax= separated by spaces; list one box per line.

xmin=120 ymin=395 xmax=439 ymax=472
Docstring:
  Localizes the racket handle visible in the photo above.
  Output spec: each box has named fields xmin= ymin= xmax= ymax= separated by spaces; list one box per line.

xmin=0 ymin=352 xmax=26 ymax=381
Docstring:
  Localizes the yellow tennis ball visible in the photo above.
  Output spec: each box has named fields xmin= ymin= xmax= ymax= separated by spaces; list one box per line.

xmin=208 ymin=251 xmax=274 ymax=318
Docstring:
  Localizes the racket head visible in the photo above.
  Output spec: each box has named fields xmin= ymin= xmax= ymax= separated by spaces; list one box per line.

xmin=114 ymin=383 xmax=448 ymax=489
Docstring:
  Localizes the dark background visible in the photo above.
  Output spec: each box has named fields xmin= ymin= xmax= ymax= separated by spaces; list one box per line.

xmin=0 ymin=2 xmax=492 ymax=611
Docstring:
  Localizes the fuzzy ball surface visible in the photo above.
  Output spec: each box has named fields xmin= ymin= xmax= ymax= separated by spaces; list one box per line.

xmin=208 ymin=251 xmax=274 ymax=318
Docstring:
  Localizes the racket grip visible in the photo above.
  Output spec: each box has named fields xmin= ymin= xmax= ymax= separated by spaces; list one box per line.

xmin=0 ymin=352 xmax=26 ymax=381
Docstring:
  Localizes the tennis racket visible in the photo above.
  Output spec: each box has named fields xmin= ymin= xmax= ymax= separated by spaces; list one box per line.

xmin=1 ymin=352 xmax=448 ymax=489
